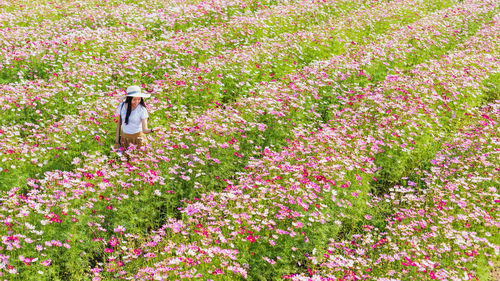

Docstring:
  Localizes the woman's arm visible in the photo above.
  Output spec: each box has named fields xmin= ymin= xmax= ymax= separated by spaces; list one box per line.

xmin=141 ymin=107 xmax=159 ymax=134
xmin=142 ymin=118 xmax=154 ymax=134
xmin=142 ymin=118 xmax=161 ymax=134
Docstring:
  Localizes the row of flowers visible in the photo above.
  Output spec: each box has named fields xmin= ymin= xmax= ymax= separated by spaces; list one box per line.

xmin=0 ymin=0 xmax=498 ymax=280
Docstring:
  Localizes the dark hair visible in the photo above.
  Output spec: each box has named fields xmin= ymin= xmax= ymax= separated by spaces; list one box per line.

xmin=123 ymin=97 xmax=147 ymax=125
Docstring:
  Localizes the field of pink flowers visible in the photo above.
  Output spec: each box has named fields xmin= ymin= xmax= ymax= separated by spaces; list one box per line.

xmin=0 ymin=0 xmax=499 ymax=280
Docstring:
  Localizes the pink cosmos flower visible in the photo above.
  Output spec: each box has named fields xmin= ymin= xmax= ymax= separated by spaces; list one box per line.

xmin=246 ymin=234 xmax=256 ymax=243
xmin=109 ymin=236 xmax=119 ymax=247
xmin=114 ymin=225 xmax=126 ymax=233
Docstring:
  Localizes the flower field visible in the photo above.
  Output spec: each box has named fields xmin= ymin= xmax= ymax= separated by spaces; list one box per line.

xmin=0 ymin=0 xmax=499 ymax=280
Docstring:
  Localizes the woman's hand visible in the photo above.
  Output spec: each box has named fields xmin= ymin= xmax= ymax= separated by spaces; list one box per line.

xmin=141 ymin=119 xmax=160 ymax=134
xmin=114 ymin=140 xmax=121 ymax=149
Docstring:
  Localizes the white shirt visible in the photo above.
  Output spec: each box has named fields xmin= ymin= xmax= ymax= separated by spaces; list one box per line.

xmin=116 ymin=102 xmax=149 ymax=134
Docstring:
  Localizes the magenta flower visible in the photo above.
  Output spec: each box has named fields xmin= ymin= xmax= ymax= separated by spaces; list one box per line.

xmin=109 ymin=237 xmax=119 ymax=247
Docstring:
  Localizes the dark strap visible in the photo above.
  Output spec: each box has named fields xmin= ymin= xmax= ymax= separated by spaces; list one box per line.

xmin=120 ymin=102 xmax=124 ymax=118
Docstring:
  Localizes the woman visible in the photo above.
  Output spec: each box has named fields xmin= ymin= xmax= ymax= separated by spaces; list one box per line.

xmin=115 ymin=85 xmax=159 ymax=152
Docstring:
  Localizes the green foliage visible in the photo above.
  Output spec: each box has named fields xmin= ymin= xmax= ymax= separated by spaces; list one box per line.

xmin=371 ymin=134 xmax=441 ymax=195
xmin=481 ymin=72 xmax=500 ymax=105
xmin=0 ymin=59 xmax=52 ymax=84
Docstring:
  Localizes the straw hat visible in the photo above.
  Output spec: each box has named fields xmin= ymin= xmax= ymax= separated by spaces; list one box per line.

xmin=121 ymin=85 xmax=151 ymax=101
